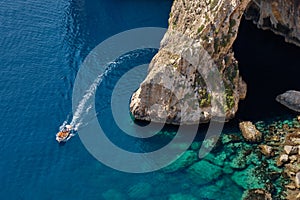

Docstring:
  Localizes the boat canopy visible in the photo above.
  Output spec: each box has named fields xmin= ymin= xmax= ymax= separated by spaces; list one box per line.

xmin=65 ymin=125 xmax=72 ymax=129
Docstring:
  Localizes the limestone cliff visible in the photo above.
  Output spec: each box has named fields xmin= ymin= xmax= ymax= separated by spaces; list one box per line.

xmin=245 ymin=0 xmax=300 ymax=47
xmin=130 ymin=0 xmax=300 ymax=125
xmin=130 ymin=0 xmax=249 ymax=124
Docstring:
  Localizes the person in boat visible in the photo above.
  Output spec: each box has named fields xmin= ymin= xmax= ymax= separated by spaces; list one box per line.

xmin=56 ymin=125 xmax=72 ymax=139
xmin=57 ymin=127 xmax=69 ymax=138
xmin=57 ymin=131 xmax=66 ymax=138
xmin=65 ymin=125 xmax=72 ymax=131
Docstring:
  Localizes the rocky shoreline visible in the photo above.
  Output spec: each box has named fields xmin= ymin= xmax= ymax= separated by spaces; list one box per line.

xmin=130 ymin=0 xmax=300 ymax=125
xmin=101 ymin=116 xmax=300 ymax=199
xmin=222 ymin=116 xmax=300 ymax=199
xmin=164 ymin=115 xmax=300 ymax=199
xmin=209 ymin=115 xmax=300 ymax=200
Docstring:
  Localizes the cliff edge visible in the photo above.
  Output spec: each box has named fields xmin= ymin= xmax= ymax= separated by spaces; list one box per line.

xmin=130 ymin=0 xmax=300 ymax=125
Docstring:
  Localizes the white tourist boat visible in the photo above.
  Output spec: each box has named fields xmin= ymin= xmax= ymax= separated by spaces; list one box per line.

xmin=56 ymin=125 xmax=74 ymax=143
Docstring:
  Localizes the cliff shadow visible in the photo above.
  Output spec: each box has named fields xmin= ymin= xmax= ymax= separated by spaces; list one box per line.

xmin=233 ymin=17 xmax=300 ymax=121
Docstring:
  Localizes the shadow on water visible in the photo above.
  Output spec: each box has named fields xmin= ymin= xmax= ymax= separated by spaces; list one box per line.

xmin=234 ymin=17 xmax=300 ymax=121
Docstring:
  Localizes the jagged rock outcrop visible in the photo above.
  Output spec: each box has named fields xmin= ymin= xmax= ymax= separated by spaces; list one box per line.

xmin=239 ymin=121 xmax=263 ymax=143
xmin=245 ymin=0 xmax=300 ymax=47
xmin=130 ymin=0 xmax=250 ymax=124
xmin=242 ymin=189 xmax=272 ymax=200
xmin=276 ymin=90 xmax=300 ymax=112
xmin=130 ymin=0 xmax=300 ymax=125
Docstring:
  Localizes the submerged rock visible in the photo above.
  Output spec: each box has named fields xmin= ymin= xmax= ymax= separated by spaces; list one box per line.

xmin=276 ymin=90 xmax=300 ymax=112
xmin=194 ymin=178 xmax=242 ymax=200
xmin=230 ymin=149 xmax=250 ymax=169
xmin=187 ymin=160 xmax=222 ymax=185
xmin=190 ymin=142 xmax=201 ymax=151
xmin=231 ymin=165 xmax=265 ymax=190
xmin=163 ymin=150 xmax=198 ymax=173
xmin=168 ymin=193 xmax=197 ymax=200
xmin=102 ymin=189 xmax=125 ymax=200
xmin=239 ymin=121 xmax=263 ymax=143
xmin=128 ymin=182 xmax=152 ymax=199
xmin=204 ymin=152 xmax=227 ymax=167
xmin=221 ymin=134 xmax=242 ymax=144
xmin=242 ymin=189 xmax=272 ymax=200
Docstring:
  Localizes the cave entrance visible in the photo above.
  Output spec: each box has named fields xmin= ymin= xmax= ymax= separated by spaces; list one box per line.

xmin=233 ymin=17 xmax=300 ymax=121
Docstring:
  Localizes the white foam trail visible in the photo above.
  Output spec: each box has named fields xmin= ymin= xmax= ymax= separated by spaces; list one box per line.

xmin=60 ymin=62 xmax=117 ymax=131
xmin=70 ymin=75 xmax=101 ymax=127
xmin=59 ymin=120 xmax=68 ymax=131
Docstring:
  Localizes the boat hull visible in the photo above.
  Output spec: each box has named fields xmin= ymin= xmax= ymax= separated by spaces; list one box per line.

xmin=56 ymin=132 xmax=71 ymax=143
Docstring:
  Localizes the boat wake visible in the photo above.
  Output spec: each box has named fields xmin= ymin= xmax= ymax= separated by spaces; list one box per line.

xmin=58 ymin=61 xmax=117 ymax=135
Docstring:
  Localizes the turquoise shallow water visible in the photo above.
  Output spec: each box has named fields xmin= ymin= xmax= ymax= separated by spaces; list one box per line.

xmin=1 ymin=0 xmax=298 ymax=199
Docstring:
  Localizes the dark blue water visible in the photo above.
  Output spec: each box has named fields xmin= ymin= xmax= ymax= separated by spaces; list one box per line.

xmin=0 ymin=0 xmax=179 ymax=199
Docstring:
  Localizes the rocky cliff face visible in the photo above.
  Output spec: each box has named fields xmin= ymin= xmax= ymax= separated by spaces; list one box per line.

xmin=130 ymin=0 xmax=249 ymax=124
xmin=245 ymin=0 xmax=300 ymax=47
xmin=130 ymin=0 xmax=300 ymax=125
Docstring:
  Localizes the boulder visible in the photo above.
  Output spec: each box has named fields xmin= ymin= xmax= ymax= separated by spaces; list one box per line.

xmin=295 ymin=172 xmax=300 ymax=188
xmin=286 ymin=190 xmax=300 ymax=200
xmin=276 ymin=154 xmax=289 ymax=167
xmin=186 ymin=160 xmax=222 ymax=185
xmin=276 ymin=90 xmax=300 ymax=112
xmin=289 ymin=155 xmax=298 ymax=163
xmin=285 ymin=163 xmax=300 ymax=174
xmin=259 ymin=145 xmax=274 ymax=157
xmin=286 ymin=133 xmax=300 ymax=145
xmin=242 ymin=189 xmax=272 ymax=200
xmin=239 ymin=121 xmax=262 ymax=143
xmin=284 ymin=145 xmax=298 ymax=155
xmin=285 ymin=183 xmax=296 ymax=190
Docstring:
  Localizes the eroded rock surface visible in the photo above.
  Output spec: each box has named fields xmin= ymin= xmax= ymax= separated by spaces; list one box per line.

xmin=239 ymin=121 xmax=263 ymax=143
xmin=242 ymin=189 xmax=272 ymax=200
xmin=276 ymin=90 xmax=300 ymax=112
xmin=130 ymin=0 xmax=250 ymax=124
xmin=130 ymin=0 xmax=300 ymax=125
xmin=245 ymin=0 xmax=300 ymax=47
